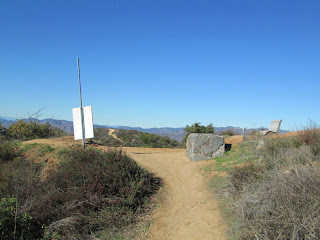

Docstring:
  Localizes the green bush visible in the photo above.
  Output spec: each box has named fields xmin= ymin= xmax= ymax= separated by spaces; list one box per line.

xmin=94 ymin=128 xmax=110 ymax=139
xmin=139 ymin=133 xmax=179 ymax=148
xmin=0 ymin=197 xmax=37 ymax=240
xmin=0 ymin=140 xmax=21 ymax=162
xmin=6 ymin=120 xmax=65 ymax=141
xmin=182 ymin=122 xmax=214 ymax=147
xmin=95 ymin=135 xmax=122 ymax=147
xmin=113 ymin=129 xmax=179 ymax=148
xmin=0 ymin=123 xmax=6 ymax=136
xmin=115 ymin=129 xmax=144 ymax=147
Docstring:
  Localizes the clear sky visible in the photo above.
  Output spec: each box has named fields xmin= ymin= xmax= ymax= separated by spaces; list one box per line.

xmin=1 ymin=0 xmax=319 ymax=130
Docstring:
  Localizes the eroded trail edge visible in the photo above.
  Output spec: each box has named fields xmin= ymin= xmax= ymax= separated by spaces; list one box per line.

xmin=124 ymin=147 xmax=226 ymax=240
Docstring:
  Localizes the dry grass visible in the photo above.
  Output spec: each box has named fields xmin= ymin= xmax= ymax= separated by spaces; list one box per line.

xmin=238 ymin=164 xmax=320 ymax=239
xmin=210 ymin=123 xmax=320 ymax=240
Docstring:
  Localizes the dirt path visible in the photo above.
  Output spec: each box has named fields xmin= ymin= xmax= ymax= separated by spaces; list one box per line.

xmin=108 ymin=129 xmax=123 ymax=143
xmin=124 ymin=147 xmax=226 ymax=240
xmin=23 ymin=138 xmax=226 ymax=239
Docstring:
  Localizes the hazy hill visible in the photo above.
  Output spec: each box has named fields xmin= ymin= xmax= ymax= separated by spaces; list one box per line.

xmin=0 ymin=119 xmax=15 ymax=128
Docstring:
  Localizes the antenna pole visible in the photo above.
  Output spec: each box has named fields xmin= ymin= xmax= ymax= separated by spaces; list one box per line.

xmin=77 ymin=58 xmax=85 ymax=148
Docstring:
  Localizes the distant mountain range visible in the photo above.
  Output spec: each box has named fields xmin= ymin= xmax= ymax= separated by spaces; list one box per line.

xmin=0 ymin=117 xmax=288 ymax=142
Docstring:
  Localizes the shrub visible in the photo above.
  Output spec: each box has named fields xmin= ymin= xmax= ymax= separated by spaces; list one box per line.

xmin=0 ymin=138 xmax=161 ymax=239
xmin=0 ymin=123 xmax=6 ymax=136
xmin=0 ymin=197 xmax=37 ymax=240
xmin=112 ymin=129 xmax=179 ymax=148
xmin=6 ymin=119 xmax=66 ymax=141
xmin=0 ymin=140 xmax=21 ymax=162
xmin=27 ymin=146 xmax=161 ymax=238
xmin=96 ymin=135 xmax=122 ymax=147
xmin=115 ymin=129 xmax=144 ymax=147
xmin=0 ymin=156 xmax=54 ymax=238
xmin=229 ymin=163 xmax=264 ymax=192
xmin=297 ymin=122 xmax=320 ymax=155
xmin=182 ymin=122 xmax=214 ymax=147
xmin=139 ymin=133 xmax=179 ymax=148
xmin=220 ymin=129 xmax=235 ymax=137
xmin=258 ymin=137 xmax=303 ymax=170
xmin=94 ymin=128 xmax=110 ymax=139
xmin=238 ymin=165 xmax=320 ymax=239
xmin=218 ymin=130 xmax=320 ymax=239
xmin=261 ymin=136 xmax=302 ymax=154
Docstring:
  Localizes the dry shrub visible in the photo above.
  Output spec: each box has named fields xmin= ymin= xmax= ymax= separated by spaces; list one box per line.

xmin=220 ymin=129 xmax=236 ymax=137
xmin=260 ymin=136 xmax=303 ymax=157
xmin=261 ymin=145 xmax=315 ymax=171
xmin=29 ymin=146 xmax=161 ymax=238
xmin=237 ymin=164 xmax=320 ymax=239
xmin=297 ymin=122 xmax=320 ymax=155
xmin=229 ymin=163 xmax=265 ymax=192
xmin=224 ymin=133 xmax=320 ymax=240
xmin=258 ymin=137 xmax=304 ymax=170
xmin=0 ymin=157 xmax=44 ymax=238
xmin=0 ymin=145 xmax=161 ymax=239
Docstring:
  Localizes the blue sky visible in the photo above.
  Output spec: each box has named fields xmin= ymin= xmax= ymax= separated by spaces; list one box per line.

xmin=1 ymin=0 xmax=319 ymax=130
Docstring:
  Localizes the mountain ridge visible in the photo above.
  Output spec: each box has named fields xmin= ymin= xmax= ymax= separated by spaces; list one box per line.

xmin=0 ymin=117 xmax=287 ymax=142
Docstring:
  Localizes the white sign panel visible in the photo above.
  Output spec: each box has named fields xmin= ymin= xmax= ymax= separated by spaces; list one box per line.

xmin=72 ymin=106 xmax=94 ymax=140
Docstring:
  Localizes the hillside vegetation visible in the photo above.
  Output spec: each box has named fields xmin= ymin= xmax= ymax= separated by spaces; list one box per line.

xmin=0 ymin=123 xmax=161 ymax=239
xmin=207 ymin=124 xmax=320 ymax=239
xmin=93 ymin=128 xmax=180 ymax=148
xmin=0 ymin=119 xmax=66 ymax=141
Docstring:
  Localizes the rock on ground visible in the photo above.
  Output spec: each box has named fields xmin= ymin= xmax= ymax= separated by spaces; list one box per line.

xmin=186 ymin=133 xmax=225 ymax=161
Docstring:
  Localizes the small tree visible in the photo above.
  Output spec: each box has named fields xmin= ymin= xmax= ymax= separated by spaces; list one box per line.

xmin=0 ymin=197 xmax=36 ymax=240
xmin=182 ymin=122 xmax=214 ymax=147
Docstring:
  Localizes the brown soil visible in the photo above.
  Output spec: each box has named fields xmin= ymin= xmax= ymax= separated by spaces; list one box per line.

xmin=225 ymin=135 xmax=243 ymax=144
xmin=23 ymin=137 xmax=227 ymax=240
xmin=125 ymin=147 xmax=226 ymax=240
xmin=24 ymin=136 xmax=82 ymax=146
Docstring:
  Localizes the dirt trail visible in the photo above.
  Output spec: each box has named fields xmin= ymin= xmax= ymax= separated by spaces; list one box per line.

xmin=23 ymin=137 xmax=226 ymax=239
xmin=108 ymin=129 xmax=123 ymax=143
xmin=125 ymin=147 xmax=226 ymax=240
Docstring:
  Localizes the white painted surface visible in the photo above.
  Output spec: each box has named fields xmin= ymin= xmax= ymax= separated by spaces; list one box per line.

xmin=72 ymin=106 xmax=94 ymax=140
xmin=269 ymin=120 xmax=282 ymax=132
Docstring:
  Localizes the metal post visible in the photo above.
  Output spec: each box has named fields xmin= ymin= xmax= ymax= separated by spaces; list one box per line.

xmin=242 ymin=128 xmax=246 ymax=141
xmin=77 ymin=58 xmax=85 ymax=148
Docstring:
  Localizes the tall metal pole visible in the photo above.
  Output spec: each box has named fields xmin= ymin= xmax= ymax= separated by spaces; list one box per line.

xmin=77 ymin=58 xmax=85 ymax=148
